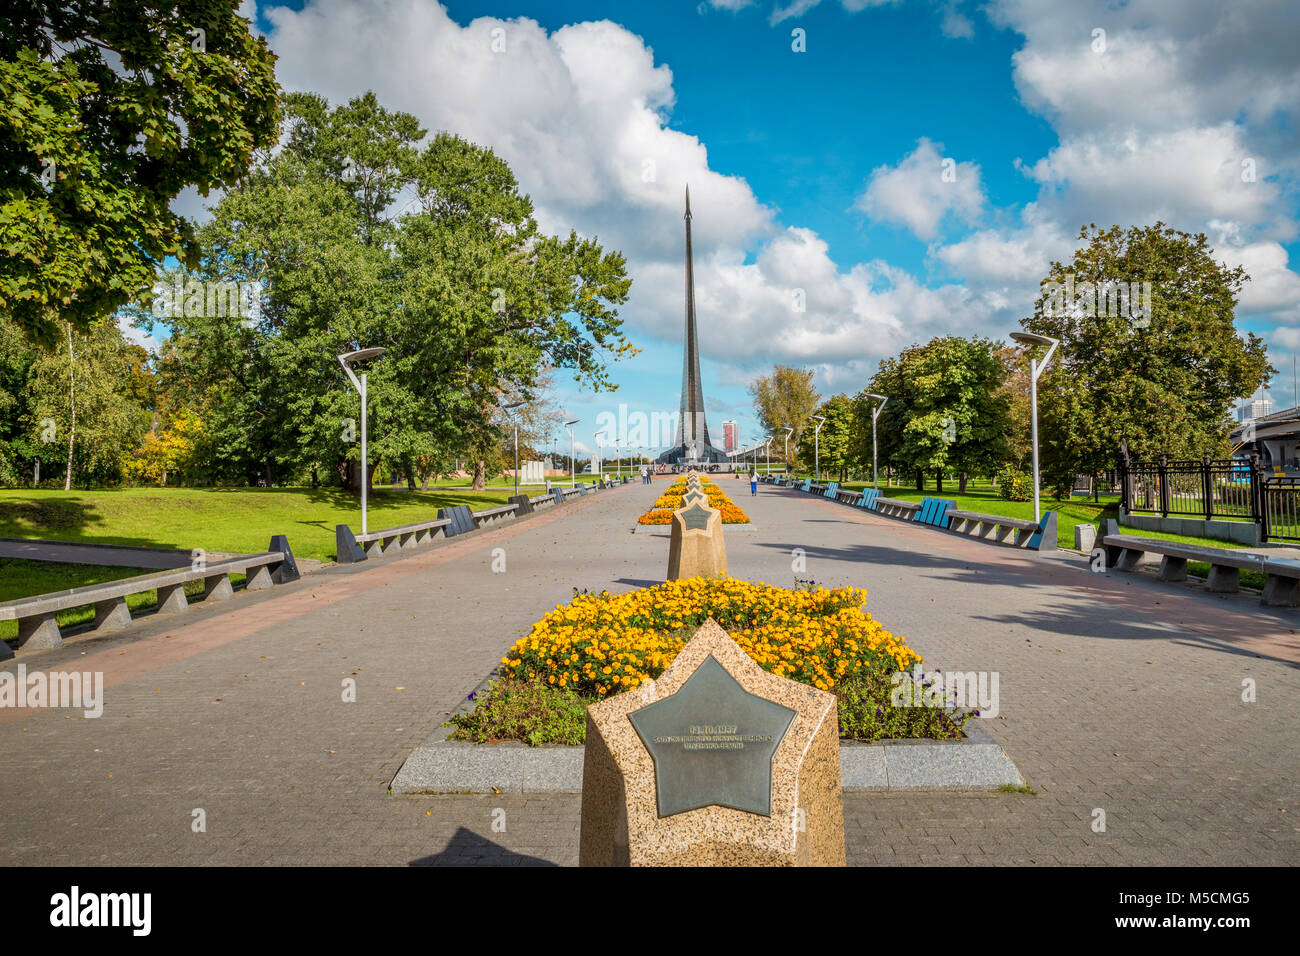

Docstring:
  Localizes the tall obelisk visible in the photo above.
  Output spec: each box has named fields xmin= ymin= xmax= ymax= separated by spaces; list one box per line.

xmin=658 ymin=186 xmax=727 ymax=465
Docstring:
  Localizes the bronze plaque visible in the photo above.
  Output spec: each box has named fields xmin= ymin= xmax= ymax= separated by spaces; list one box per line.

xmin=628 ymin=655 xmax=795 ymax=817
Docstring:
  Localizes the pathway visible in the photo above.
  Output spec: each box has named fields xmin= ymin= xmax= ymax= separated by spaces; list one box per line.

xmin=0 ymin=480 xmax=1295 ymax=865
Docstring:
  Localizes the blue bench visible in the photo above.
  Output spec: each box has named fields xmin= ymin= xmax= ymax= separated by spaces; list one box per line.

xmin=915 ymin=497 xmax=956 ymax=528
xmin=823 ymin=481 xmax=840 ymax=499
xmin=857 ymin=488 xmax=880 ymax=510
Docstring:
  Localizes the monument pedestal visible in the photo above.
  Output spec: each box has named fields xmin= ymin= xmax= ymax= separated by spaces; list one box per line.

xmin=666 ymin=496 xmax=727 ymax=580
xmin=580 ymin=620 xmax=846 ymax=866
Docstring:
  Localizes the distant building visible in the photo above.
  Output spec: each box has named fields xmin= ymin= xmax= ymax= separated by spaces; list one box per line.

xmin=1231 ymin=405 xmax=1300 ymax=473
xmin=722 ymin=420 xmax=737 ymax=452
xmin=1238 ymin=399 xmax=1274 ymax=422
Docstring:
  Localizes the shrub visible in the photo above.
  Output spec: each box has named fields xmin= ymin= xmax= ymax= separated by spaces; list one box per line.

xmin=996 ymin=464 xmax=1031 ymax=501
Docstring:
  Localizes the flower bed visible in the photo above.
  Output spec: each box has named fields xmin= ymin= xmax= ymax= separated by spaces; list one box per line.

xmin=636 ymin=475 xmax=750 ymax=524
xmin=448 ymin=577 xmax=974 ymax=745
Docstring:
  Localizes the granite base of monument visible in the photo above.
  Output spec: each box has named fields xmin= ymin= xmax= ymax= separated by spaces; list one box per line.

xmin=666 ymin=500 xmax=727 ymax=580
xmin=579 ymin=619 xmax=845 ymax=866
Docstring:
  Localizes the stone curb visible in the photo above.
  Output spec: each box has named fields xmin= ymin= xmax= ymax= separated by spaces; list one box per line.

xmin=389 ymin=721 xmax=1023 ymax=794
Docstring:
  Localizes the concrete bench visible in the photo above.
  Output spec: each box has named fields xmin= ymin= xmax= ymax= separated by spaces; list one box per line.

xmin=0 ymin=538 xmax=298 ymax=656
xmin=948 ymin=508 xmax=1057 ymax=551
xmin=532 ymin=493 xmax=556 ymax=509
xmin=1099 ymin=521 xmax=1300 ymax=605
xmin=833 ymin=488 xmax=860 ymax=505
xmin=472 ymin=503 xmax=519 ymax=528
xmin=337 ymin=518 xmax=452 ymax=562
xmin=874 ymin=497 xmax=923 ymax=519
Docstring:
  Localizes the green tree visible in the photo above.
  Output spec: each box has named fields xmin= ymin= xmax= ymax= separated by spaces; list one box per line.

xmin=1 ymin=1 xmax=280 ymax=345
xmin=25 ymin=317 xmax=145 ymax=488
xmin=796 ymin=394 xmax=855 ymax=480
xmin=866 ymin=336 xmax=1011 ymax=493
xmin=748 ymin=365 xmax=821 ymax=468
xmin=140 ymin=92 xmax=633 ymax=490
xmin=1023 ymin=223 xmax=1272 ymax=495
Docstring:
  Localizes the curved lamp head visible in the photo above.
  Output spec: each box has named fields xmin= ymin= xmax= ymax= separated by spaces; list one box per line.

xmin=339 ymin=347 xmax=386 ymax=364
xmin=1010 ymin=332 xmax=1055 ymax=348
xmin=337 ymin=347 xmax=386 ymax=390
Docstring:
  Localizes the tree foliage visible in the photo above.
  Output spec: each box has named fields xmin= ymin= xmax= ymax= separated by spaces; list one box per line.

xmin=0 ymin=1 xmax=280 ymax=345
xmin=748 ymin=364 xmax=821 ymax=466
xmin=1023 ymin=223 xmax=1272 ymax=493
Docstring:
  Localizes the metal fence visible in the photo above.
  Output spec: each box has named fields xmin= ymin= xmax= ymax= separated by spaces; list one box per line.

xmin=1119 ymin=450 xmax=1300 ymax=543
xmin=1121 ymin=455 xmax=1257 ymax=520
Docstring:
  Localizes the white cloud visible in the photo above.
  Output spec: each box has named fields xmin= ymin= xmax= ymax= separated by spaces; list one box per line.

xmin=1024 ymin=125 xmax=1283 ymax=234
xmin=931 ymin=207 xmax=1075 ymax=285
xmin=855 ymin=139 xmax=985 ymax=241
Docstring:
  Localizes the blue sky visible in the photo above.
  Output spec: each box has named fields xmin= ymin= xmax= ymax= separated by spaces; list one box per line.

xmin=197 ymin=0 xmax=1300 ymax=458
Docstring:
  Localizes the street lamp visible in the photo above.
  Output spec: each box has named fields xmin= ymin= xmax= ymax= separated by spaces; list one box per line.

xmin=499 ymin=400 xmax=525 ymax=498
xmin=1009 ymin=331 xmax=1060 ymax=523
xmin=337 ymin=347 xmax=387 ymax=535
xmin=564 ymin=419 xmax=581 ymax=487
xmin=811 ymin=415 xmax=827 ymax=481
xmin=865 ymin=392 xmax=888 ymax=493
xmin=764 ymin=436 xmax=772 ymax=475
xmin=594 ymin=429 xmax=606 ymax=480
xmin=783 ymin=427 xmax=793 ymax=474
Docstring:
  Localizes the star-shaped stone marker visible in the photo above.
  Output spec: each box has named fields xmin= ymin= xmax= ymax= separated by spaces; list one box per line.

xmin=628 ymin=654 xmax=795 ymax=817
xmin=682 ymin=489 xmax=708 ymax=505
xmin=678 ymin=500 xmax=715 ymax=531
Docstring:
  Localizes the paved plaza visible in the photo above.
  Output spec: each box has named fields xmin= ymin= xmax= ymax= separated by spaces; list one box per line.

xmin=1 ymin=480 xmax=1296 ymax=866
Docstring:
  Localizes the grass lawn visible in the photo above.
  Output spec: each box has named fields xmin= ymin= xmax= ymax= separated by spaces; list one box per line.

xmin=835 ymin=478 xmax=1115 ymax=549
xmin=0 ymin=557 xmax=247 ymax=642
xmin=0 ymin=486 xmax=513 ymax=564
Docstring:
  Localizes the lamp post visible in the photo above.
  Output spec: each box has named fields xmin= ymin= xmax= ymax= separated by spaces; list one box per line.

xmin=1009 ymin=331 xmax=1060 ymax=523
xmin=594 ymin=430 xmax=606 ymax=480
xmin=564 ymin=419 xmax=581 ymax=487
xmin=613 ymin=437 xmax=622 ymax=479
xmin=337 ymin=347 xmax=387 ymax=535
xmin=764 ymin=437 xmax=771 ymax=475
xmin=783 ymin=427 xmax=793 ymax=474
xmin=865 ymin=392 xmax=888 ymax=493
xmin=812 ymin=415 xmax=827 ymax=481
xmin=500 ymin=400 xmax=525 ymax=498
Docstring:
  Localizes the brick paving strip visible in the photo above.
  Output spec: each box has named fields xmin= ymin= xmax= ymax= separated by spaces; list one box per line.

xmin=0 ymin=480 xmax=1295 ymax=866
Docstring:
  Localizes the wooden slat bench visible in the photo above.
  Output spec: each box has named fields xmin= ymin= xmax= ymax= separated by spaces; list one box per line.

xmin=1099 ymin=524 xmax=1300 ymax=606
xmin=857 ymin=488 xmax=880 ymax=510
xmin=916 ymin=497 xmax=957 ymax=528
xmin=0 ymin=540 xmax=298 ymax=656
xmin=948 ymin=509 xmax=1058 ymax=551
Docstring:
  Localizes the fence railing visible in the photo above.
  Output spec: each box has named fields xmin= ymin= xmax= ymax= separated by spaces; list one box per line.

xmin=1117 ymin=450 xmax=1300 ymax=542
